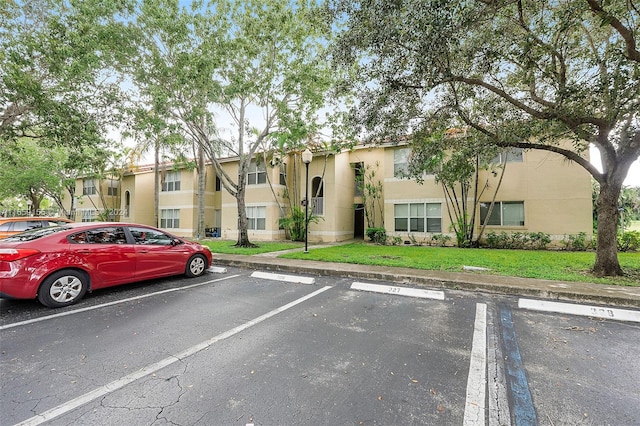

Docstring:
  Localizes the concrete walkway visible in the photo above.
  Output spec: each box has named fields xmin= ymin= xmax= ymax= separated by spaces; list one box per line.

xmin=211 ymin=243 xmax=640 ymax=308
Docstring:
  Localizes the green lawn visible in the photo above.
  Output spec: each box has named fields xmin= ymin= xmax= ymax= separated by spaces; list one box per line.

xmin=201 ymin=239 xmax=639 ymax=286
xmin=280 ymin=243 xmax=640 ymax=286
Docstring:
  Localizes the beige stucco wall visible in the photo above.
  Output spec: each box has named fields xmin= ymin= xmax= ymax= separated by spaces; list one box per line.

xmin=479 ymin=149 xmax=592 ymax=238
xmin=64 ymin=141 xmax=593 ymax=244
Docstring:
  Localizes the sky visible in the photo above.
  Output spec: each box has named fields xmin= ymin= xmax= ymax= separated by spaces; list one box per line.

xmin=590 ymin=146 xmax=640 ymax=187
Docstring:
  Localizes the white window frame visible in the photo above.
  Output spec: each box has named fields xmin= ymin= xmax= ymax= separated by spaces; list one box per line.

xmin=81 ymin=209 xmax=96 ymax=222
xmin=162 ymin=171 xmax=181 ymax=192
xmin=161 ymin=208 xmax=180 ymax=228
xmin=491 ymin=148 xmax=523 ymax=164
xmin=107 ymin=179 xmax=118 ymax=196
xmin=83 ymin=179 xmax=97 ymax=195
xmin=480 ymin=201 xmax=525 ymax=226
xmin=394 ymin=147 xmax=410 ymax=177
xmin=247 ymin=161 xmax=267 ymax=185
xmin=246 ymin=206 xmax=266 ymax=230
xmin=394 ymin=203 xmax=442 ymax=232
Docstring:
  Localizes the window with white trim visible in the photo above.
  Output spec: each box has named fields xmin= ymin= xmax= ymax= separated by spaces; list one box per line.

xmin=247 ymin=161 xmax=266 ymax=185
xmin=161 ymin=209 xmax=180 ymax=228
xmin=491 ymin=148 xmax=523 ymax=164
xmin=162 ymin=171 xmax=181 ymax=192
xmin=394 ymin=203 xmax=442 ymax=232
xmin=81 ymin=209 xmax=96 ymax=222
xmin=480 ymin=201 xmax=524 ymax=226
xmin=246 ymin=206 xmax=266 ymax=230
xmin=394 ymin=148 xmax=410 ymax=177
xmin=311 ymin=177 xmax=324 ymax=216
xmin=83 ymin=179 xmax=96 ymax=195
xmin=107 ymin=179 xmax=118 ymax=196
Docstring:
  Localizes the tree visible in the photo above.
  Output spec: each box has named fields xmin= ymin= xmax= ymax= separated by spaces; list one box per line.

xmin=130 ymin=0 xmax=335 ymax=247
xmin=0 ymin=139 xmax=67 ymax=212
xmin=405 ymin=130 xmax=509 ymax=247
xmin=329 ymin=0 xmax=640 ymax=276
xmin=1 ymin=0 xmax=133 ymax=154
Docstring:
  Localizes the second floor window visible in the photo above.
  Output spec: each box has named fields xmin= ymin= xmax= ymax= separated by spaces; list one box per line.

xmin=107 ymin=179 xmax=118 ymax=196
xmin=162 ymin=171 xmax=181 ymax=192
xmin=247 ymin=161 xmax=267 ymax=185
xmin=491 ymin=148 xmax=523 ymax=164
xmin=394 ymin=148 xmax=410 ymax=177
xmin=83 ymin=179 xmax=96 ymax=195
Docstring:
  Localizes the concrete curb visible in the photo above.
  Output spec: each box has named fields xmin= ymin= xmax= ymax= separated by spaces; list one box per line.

xmin=212 ymin=254 xmax=640 ymax=309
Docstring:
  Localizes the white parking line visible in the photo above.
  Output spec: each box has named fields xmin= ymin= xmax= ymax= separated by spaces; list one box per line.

xmin=251 ymin=271 xmax=315 ymax=285
xmin=14 ymin=286 xmax=333 ymax=426
xmin=350 ymin=282 xmax=445 ymax=300
xmin=0 ymin=275 xmax=241 ymax=331
xmin=518 ymin=299 xmax=640 ymax=323
xmin=463 ymin=303 xmax=487 ymax=426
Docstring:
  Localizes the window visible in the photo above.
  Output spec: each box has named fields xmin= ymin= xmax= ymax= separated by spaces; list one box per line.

xmin=81 ymin=209 xmax=96 ymax=222
xmin=480 ymin=201 xmax=525 ymax=226
xmin=311 ymin=177 xmax=324 ymax=216
xmin=83 ymin=179 xmax=96 ymax=195
xmin=246 ymin=206 xmax=266 ymax=230
xmin=279 ymin=164 xmax=287 ymax=186
xmin=161 ymin=209 xmax=180 ymax=228
xmin=394 ymin=203 xmax=442 ymax=232
xmin=81 ymin=227 xmax=127 ymax=244
xmin=394 ymin=148 xmax=410 ymax=177
xmin=124 ymin=191 xmax=130 ymax=217
xmin=215 ymin=175 xmax=221 ymax=191
xmin=247 ymin=161 xmax=266 ymax=185
xmin=162 ymin=171 xmax=181 ymax=192
xmin=491 ymin=148 xmax=523 ymax=164
xmin=130 ymin=226 xmax=174 ymax=245
xmin=107 ymin=179 xmax=118 ymax=196
xmin=354 ymin=162 xmax=364 ymax=196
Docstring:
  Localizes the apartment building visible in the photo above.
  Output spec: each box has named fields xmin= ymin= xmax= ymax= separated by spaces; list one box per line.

xmin=64 ymin=142 xmax=593 ymax=243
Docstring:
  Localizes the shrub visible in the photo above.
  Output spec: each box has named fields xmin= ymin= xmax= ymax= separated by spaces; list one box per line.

xmin=561 ymin=232 xmax=593 ymax=251
xmin=528 ymin=232 xmax=551 ymax=250
xmin=618 ymin=231 xmax=640 ymax=252
xmin=366 ymin=227 xmax=387 ymax=245
xmin=429 ymin=234 xmax=452 ymax=247
xmin=484 ymin=231 xmax=551 ymax=250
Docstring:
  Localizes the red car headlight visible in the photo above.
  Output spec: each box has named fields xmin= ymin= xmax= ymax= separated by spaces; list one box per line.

xmin=0 ymin=248 xmax=41 ymax=261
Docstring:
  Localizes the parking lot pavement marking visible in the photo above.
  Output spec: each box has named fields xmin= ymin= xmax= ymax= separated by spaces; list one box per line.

xmin=350 ymin=282 xmax=445 ymax=300
xmin=207 ymin=266 xmax=228 ymax=273
xmin=251 ymin=271 xmax=315 ymax=285
xmin=518 ymin=299 xmax=640 ymax=323
xmin=0 ymin=275 xmax=241 ymax=331
xmin=13 ymin=286 xmax=333 ymax=426
xmin=463 ymin=303 xmax=487 ymax=426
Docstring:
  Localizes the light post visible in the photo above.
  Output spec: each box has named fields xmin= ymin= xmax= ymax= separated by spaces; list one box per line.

xmin=302 ymin=148 xmax=313 ymax=253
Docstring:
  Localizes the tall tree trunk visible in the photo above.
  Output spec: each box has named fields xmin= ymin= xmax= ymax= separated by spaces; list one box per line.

xmin=154 ymin=142 xmax=160 ymax=228
xmin=236 ymin=184 xmax=253 ymax=247
xmin=196 ymin=144 xmax=205 ymax=239
xmin=593 ymin=182 xmax=624 ymax=276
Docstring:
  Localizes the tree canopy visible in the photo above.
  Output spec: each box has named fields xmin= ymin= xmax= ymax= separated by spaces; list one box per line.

xmin=329 ymin=0 xmax=640 ymax=276
xmin=0 ymin=0 xmax=133 ymax=153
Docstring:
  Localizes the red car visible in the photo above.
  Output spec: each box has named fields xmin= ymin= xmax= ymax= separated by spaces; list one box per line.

xmin=0 ymin=222 xmax=213 ymax=308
